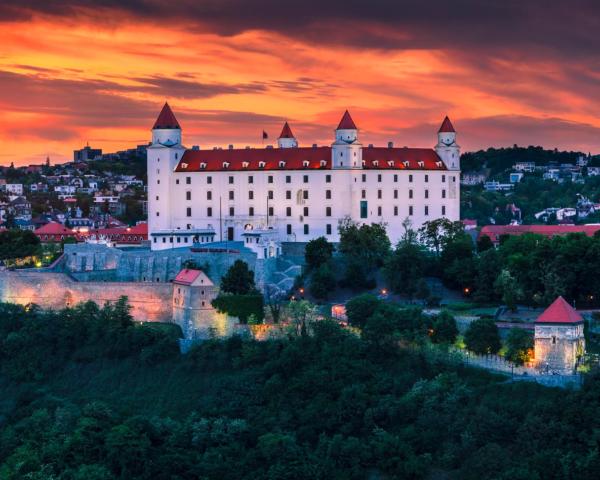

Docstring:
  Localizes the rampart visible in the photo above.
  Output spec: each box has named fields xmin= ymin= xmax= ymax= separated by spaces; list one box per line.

xmin=0 ymin=271 xmax=173 ymax=322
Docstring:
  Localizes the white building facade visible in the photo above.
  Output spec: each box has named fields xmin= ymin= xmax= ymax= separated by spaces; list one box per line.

xmin=147 ymin=104 xmax=461 ymax=251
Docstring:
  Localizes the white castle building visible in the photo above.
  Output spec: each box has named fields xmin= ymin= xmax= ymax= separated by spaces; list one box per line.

xmin=147 ymin=103 xmax=460 ymax=252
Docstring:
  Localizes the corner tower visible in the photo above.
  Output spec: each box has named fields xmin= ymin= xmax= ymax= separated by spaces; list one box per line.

xmin=332 ymin=110 xmax=362 ymax=169
xmin=435 ymin=116 xmax=460 ymax=170
xmin=147 ymin=103 xmax=186 ymax=243
xmin=277 ymin=122 xmax=298 ymax=148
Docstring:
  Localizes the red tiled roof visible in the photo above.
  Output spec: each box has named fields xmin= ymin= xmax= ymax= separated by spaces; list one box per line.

xmin=337 ymin=110 xmax=357 ymax=130
xmin=536 ymin=296 xmax=583 ymax=324
xmin=478 ymin=224 xmax=600 ymax=242
xmin=153 ymin=102 xmax=180 ymax=129
xmin=438 ymin=116 xmax=455 ymax=133
xmin=278 ymin=122 xmax=295 ymax=139
xmin=174 ymin=269 xmax=202 ymax=286
xmin=83 ymin=223 xmax=148 ymax=244
xmin=35 ymin=222 xmax=76 ymax=236
xmin=176 ymin=146 xmax=446 ymax=172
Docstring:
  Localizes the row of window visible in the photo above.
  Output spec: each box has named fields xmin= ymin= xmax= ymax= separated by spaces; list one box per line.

xmin=174 ymin=204 xmax=447 ymax=218
xmin=173 ymin=188 xmax=446 ymax=202
xmin=170 ymin=173 xmax=455 ymax=186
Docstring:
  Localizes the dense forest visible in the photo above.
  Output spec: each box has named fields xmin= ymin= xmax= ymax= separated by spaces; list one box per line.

xmin=1 ymin=299 xmax=600 ymax=479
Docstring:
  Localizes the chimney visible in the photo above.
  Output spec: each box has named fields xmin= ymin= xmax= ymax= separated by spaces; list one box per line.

xmin=312 ymin=143 xmax=317 ymax=148
xmin=368 ymin=144 xmax=373 ymax=148
xmin=388 ymin=141 xmax=394 ymax=148
xmin=245 ymin=146 xmax=251 ymax=149
xmin=228 ymin=144 xmax=234 ymax=150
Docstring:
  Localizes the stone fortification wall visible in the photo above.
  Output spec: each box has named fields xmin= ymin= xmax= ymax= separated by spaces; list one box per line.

xmin=62 ymin=244 xmax=257 ymax=284
xmin=0 ymin=271 xmax=173 ymax=323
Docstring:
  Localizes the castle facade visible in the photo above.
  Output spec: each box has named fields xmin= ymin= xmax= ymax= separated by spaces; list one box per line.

xmin=147 ymin=104 xmax=461 ymax=251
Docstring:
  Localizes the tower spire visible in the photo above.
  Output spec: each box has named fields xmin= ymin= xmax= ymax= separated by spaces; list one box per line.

xmin=153 ymin=102 xmax=181 ymax=130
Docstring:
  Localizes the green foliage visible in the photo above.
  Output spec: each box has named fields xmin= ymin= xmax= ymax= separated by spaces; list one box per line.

xmin=429 ymin=311 xmax=459 ymax=344
xmin=309 ymin=262 xmax=336 ymax=300
xmin=345 ymin=293 xmax=380 ymax=329
xmin=0 ymin=229 xmax=41 ymax=260
xmin=505 ymin=328 xmax=534 ymax=365
xmin=212 ymin=293 xmax=264 ymax=324
xmin=494 ymin=269 xmax=524 ymax=312
xmin=305 ymin=236 xmax=334 ymax=271
xmin=464 ymin=318 xmax=502 ymax=354
xmin=384 ymin=233 xmax=428 ymax=299
xmin=338 ymin=217 xmax=391 ymax=289
xmin=220 ymin=260 xmax=257 ymax=295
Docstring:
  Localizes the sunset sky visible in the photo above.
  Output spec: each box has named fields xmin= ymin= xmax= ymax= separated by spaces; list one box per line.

xmin=2 ymin=1 xmax=600 ymax=166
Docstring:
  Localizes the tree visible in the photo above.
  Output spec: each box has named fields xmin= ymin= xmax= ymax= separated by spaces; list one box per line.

xmin=418 ymin=218 xmax=465 ymax=257
xmin=345 ymin=293 xmax=380 ymax=329
xmin=505 ymin=328 xmax=534 ymax=365
xmin=305 ymin=237 xmax=334 ymax=271
xmin=494 ymin=269 xmax=523 ymax=312
xmin=265 ymin=285 xmax=285 ymax=324
xmin=309 ymin=263 xmax=336 ymax=300
xmin=338 ymin=217 xmax=391 ymax=288
xmin=384 ymin=237 xmax=427 ymax=301
xmin=430 ymin=311 xmax=458 ymax=344
xmin=464 ymin=318 xmax=501 ymax=354
xmin=288 ymin=299 xmax=319 ymax=336
xmin=477 ymin=235 xmax=494 ymax=253
xmin=220 ymin=260 xmax=257 ymax=295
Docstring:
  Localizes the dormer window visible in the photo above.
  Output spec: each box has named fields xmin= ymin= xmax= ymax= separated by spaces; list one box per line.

xmin=320 ymin=160 xmax=327 ymax=167
xmin=372 ymin=160 xmax=379 ymax=167
xmin=223 ymin=162 xmax=230 ymax=169
xmin=435 ymin=161 xmax=442 ymax=168
xmin=362 ymin=160 xmax=366 ymax=167
xmin=403 ymin=161 xmax=410 ymax=168
xmin=418 ymin=161 xmax=424 ymax=168
xmin=387 ymin=160 xmax=394 ymax=167
xmin=200 ymin=162 xmax=207 ymax=169
xmin=279 ymin=161 xmax=286 ymax=168
xmin=303 ymin=160 xmax=310 ymax=168
xmin=181 ymin=162 xmax=188 ymax=169
xmin=258 ymin=161 xmax=266 ymax=169
xmin=242 ymin=161 xmax=249 ymax=169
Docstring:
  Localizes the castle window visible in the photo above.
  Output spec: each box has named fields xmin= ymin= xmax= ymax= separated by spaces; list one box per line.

xmin=304 ymin=224 xmax=309 ymax=235
xmin=268 ymin=175 xmax=273 ymax=183
xmin=387 ymin=160 xmax=394 ymax=167
xmin=409 ymin=174 xmax=413 ymax=182
xmin=286 ymin=190 xmax=291 ymax=200
xmin=269 ymin=190 xmax=274 ymax=200
xmin=186 ymin=191 xmax=191 ymax=200
xmin=409 ymin=189 xmax=413 ymax=199
xmin=303 ymin=190 xmax=308 ymax=200
xmin=425 ymin=205 xmax=429 ymax=216
xmin=361 ymin=190 xmax=366 ymax=199
xmin=186 ymin=177 xmax=191 ymax=184
xmin=279 ymin=161 xmax=286 ymax=168
xmin=207 ymin=191 xmax=212 ymax=200
xmin=425 ymin=174 xmax=429 ymax=182
xmin=269 ymin=206 xmax=274 ymax=216
xmin=425 ymin=189 xmax=429 ymax=199
xmin=394 ymin=206 xmax=398 ymax=216
xmin=287 ymin=224 xmax=292 ymax=235
xmin=176 ymin=179 xmax=179 ymax=184
xmin=326 ymin=224 xmax=332 ymax=235
xmin=442 ymin=189 xmax=446 ymax=198
xmin=362 ymin=174 xmax=366 ymax=182
xmin=303 ymin=175 xmax=309 ymax=183
xmin=304 ymin=206 xmax=309 ymax=216
xmin=378 ymin=206 xmax=382 ymax=216
xmin=249 ymin=191 xmax=254 ymax=200
xmin=442 ymin=175 xmax=446 ymax=182
xmin=186 ymin=207 xmax=192 ymax=217
xmin=157 ymin=179 xmax=160 ymax=184
xmin=242 ymin=162 xmax=249 ymax=169
xmin=377 ymin=189 xmax=382 ymax=199
xmin=320 ymin=160 xmax=327 ymax=167
xmin=442 ymin=206 xmax=446 ymax=215
xmin=249 ymin=207 xmax=254 ymax=216
xmin=248 ymin=175 xmax=253 ymax=184
xmin=207 ymin=207 xmax=212 ymax=217
xmin=156 ymin=195 xmax=159 ymax=200
xmin=259 ymin=161 xmax=266 ymax=168
xmin=303 ymin=160 xmax=310 ymax=168
xmin=229 ymin=176 xmax=234 ymax=184
xmin=229 ymin=191 xmax=234 ymax=200
xmin=326 ymin=206 xmax=332 ymax=217
xmin=394 ymin=190 xmax=398 ymax=199
xmin=200 ymin=162 xmax=207 ymax=169
xmin=377 ymin=173 xmax=382 ymax=182
xmin=229 ymin=207 xmax=235 ymax=216
xmin=552 ymin=336 xmax=556 ymax=344
xmin=156 ymin=212 xmax=160 ymax=216
xmin=207 ymin=176 xmax=212 ymax=184
xmin=394 ymin=174 xmax=398 ymax=182
xmin=223 ymin=162 xmax=230 ymax=169
xmin=326 ymin=174 xmax=331 ymax=183
xmin=403 ymin=161 xmax=410 ymax=168
xmin=436 ymin=161 xmax=442 ymax=168
xmin=373 ymin=160 xmax=379 ymax=167
xmin=286 ymin=175 xmax=291 ymax=183
xmin=286 ymin=207 xmax=292 ymax=216
xmin=409 ymin=205 xmax=413 ymax=216
xmin=326 ymin=190 xmax=331 ymax=199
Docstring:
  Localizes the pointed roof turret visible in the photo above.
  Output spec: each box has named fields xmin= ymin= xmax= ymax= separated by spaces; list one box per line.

xmin=438 ymin=116 xmax=455 ymax=133
xmin=536 ymin=296 xmax=583 ymax=324
xmin=278 ymin=121 xmax=295 ymax=139
xmin=153 ymin=102 xmax=181 ymax=129
xmin=337 ymin=110 xmax=357 ymax=130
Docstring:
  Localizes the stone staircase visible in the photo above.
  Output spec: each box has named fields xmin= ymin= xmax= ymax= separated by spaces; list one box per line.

xmin=265 ymin=257 xmax=303 ymax=296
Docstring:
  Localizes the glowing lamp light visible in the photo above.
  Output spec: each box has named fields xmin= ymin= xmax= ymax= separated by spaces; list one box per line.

xmin=299 ymin=288 xmax=305 ymax=294
xmin=381 ymin=289 xmax=388 ymax=295
xmin=463 ymin=287 xmax=470 ymax=294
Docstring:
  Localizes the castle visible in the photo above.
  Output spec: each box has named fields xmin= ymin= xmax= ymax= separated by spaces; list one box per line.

xmin=147 ymin=104 xmax=461 ymax=251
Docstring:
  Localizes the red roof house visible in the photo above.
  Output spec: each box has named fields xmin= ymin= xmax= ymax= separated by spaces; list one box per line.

xmin=478 ymin=224 xmax=600 ymax=245
xmin=173 ymin=268 xmax=214 ymax=287
xmin=34 ymin=222 xmax=78 ymax=242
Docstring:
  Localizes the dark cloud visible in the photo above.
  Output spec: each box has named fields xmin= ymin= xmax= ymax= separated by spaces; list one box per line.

xmin=2 ymin=0 xmax=600 ymax=57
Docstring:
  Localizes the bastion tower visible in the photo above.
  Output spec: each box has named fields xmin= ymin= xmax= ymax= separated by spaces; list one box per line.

xmin=147 ymin=103 xmax=185 ymax=236
xmin=534 ymin=296 xmax=585 ymax=374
